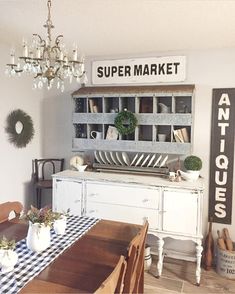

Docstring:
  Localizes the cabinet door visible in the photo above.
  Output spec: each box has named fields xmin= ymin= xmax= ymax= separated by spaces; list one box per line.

xmin=162 ymin=189 xmax=198 ymax=235
xmin=53 ymin=179 xmax=82 ymax=216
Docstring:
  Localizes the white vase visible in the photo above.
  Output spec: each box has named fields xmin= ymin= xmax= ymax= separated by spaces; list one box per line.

xmin=26 ymin=222 xmax=51 ymax=252
xmin=53 ymin=216 xmax=67 ymax=235
xmin=144 ymin=245 xmax=152 ymax=271
xmin=0 ymin=249 xmax=18 ymax=273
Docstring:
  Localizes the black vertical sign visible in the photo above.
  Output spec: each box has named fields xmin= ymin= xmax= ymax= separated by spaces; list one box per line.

xmin=209 ymin=89 xmax=235 ymax=224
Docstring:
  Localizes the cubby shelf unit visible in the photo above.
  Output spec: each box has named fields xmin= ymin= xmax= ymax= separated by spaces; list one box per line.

xmin=71 ymin=85 xmax=195 ymax=154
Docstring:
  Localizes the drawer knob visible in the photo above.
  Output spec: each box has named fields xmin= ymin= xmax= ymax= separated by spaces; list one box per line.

xmin=89 ymin=210 xmax=95 ymax=214
xmin=89 ymin=193 xmax=98 ymax=197
xmin=142 ymin=198 xmax=149 ymax=203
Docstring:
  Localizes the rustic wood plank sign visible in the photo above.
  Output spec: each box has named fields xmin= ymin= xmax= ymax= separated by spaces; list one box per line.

xmin=92 ymin=56 xmax=186 ymax=85
xmin=209 ymin=88 xmax=235 ymax=224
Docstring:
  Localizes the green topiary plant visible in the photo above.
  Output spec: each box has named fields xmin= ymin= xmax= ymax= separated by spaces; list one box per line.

xmin=184 ymin=155 xmax=202 ymax=171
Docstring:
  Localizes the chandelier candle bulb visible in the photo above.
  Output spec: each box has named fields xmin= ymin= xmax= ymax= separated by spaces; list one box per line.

xmin=73 ymin=49 xmax=78 ymax=61
xmin=59 ymin=51 xmax=64 ymax=61
xmin=36 ymin=48 xmax=41 ymax=59
xmin=10 ymin=53 xmax=15 ymax=65
xmin=23 ymin=44 xmax=28 ymax=58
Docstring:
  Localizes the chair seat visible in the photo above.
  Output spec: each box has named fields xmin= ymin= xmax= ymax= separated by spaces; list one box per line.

xmin=36 ymin=180 xmax=52 ymax=189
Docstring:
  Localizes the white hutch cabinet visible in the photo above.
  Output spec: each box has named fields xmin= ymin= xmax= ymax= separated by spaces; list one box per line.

xmin=52 ymin=170 xmax=203 ymax=285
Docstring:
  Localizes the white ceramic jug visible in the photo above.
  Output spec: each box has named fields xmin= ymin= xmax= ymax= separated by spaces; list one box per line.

xmin=53 ymin=216 xmax=67 ymax=235
xmin=0 ymin=249 xmax=18 ymax=273
xmin=26 ymin=222 xmax=51 ymax=252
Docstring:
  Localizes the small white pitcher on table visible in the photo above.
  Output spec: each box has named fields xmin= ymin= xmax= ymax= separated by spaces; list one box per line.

xmin=53 ymin=215 xmax=67 ymax=235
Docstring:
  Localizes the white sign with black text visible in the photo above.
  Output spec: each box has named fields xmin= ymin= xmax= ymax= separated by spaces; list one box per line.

xmin=92 ymin=56 xmax=186 ymax=85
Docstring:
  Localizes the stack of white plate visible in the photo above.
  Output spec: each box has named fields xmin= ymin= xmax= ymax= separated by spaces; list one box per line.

xmin=94 ymin=151 xmax=168 ymax=168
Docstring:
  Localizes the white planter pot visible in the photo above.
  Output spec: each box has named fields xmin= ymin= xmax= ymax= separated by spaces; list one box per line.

xmin=178 ymin=170 xmax=200 ymax=182
xmin=53 ymin=216 xmax=67 ymax=235
xmin=0 ymin=249 xmax=18 ymax=273
xmin=26 ymin=222 xmax=51 ymax=252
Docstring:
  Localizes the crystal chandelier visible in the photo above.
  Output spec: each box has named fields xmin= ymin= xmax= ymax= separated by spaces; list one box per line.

xmin=5 ymin=0 xmax=87 ymax=92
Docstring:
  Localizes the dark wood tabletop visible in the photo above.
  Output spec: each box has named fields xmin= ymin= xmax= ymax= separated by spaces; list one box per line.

xmin=0 ymin=218 xmax=141 ymax=293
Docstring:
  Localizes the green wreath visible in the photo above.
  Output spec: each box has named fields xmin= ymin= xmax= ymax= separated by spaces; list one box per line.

xmin=114 ymin=109 xmax=138 ymax=135
xmin=5 ymin=109 xmax=34 ymax=148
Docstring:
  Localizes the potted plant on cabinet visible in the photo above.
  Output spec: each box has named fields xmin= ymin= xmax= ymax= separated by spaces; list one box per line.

xmin=180 ymin=155 xmax=202 ymax=181
xmin=0 ymin=236 xmax=18 ymax=273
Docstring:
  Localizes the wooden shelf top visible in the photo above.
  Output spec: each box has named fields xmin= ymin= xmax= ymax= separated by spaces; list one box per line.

xmin=72 ymin=85 xmax=195 ymax=96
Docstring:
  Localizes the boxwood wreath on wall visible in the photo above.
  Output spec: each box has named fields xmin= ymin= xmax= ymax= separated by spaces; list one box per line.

xmin=5 ymin=109 xmax=34 ymax=148
xmin=114 ymin=109 xmax=138 ymax=135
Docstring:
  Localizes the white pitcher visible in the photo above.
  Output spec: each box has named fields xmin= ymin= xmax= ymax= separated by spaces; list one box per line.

xmin=53 ymin=216 xmax=67 ymax=235
xmin=26 ymin=222 xmax=51 ymax=252
xmin=0 ymin=249 xmax=18 ymax=273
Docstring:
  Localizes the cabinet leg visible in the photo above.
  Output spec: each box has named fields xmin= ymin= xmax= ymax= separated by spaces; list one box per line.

xmin=195 ymin=240 xmax=203 ymax=286
xmin=156 ymin=238 xmax=164 ymax=278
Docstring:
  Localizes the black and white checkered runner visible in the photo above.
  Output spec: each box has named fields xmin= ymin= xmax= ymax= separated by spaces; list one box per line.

xmin=0 ymin=215 xmax=99 ymax=294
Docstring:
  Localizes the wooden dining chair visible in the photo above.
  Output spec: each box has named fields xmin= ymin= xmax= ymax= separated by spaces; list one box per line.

xmin=33 ymin=158 xmax=64 ymax=208
xmin=123 ymin=221 xmax=149 ymax=294
xmin=94 ymin=255 xmax=127 ymax=294
xmin=0 ymin=201 xmax=23 ymax=223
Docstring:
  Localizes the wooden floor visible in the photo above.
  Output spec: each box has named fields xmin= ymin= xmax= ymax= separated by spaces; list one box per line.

xmin=144 ymin=256 xmax=235 ymax=293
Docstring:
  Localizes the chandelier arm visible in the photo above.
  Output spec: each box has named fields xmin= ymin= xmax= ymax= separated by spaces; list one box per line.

xmin=55 ymin=35 xmax=63 ymax=46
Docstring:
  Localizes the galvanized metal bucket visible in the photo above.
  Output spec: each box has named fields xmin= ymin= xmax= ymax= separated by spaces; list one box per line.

xmin=216 ymin=244 xmax=235 ymax=279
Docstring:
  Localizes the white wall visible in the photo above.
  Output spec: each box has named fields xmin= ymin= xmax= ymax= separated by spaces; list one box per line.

xmin=0 ymin=44 xmax=43 ymax=209
xmin=42 ymin=48 xmax=235 ymax=249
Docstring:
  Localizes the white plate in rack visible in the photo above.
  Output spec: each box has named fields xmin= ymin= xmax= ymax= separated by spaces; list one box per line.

xmin=141 ymin=154 xmax=150 ymax=167
xmin=135 ymin=153 xmax=144 ymax=166
xmin=94 ymin=151 xmax=103 ymax=164
xmin=160 ymin=155 xmax=168 ymax=167
xmin=122 ymin=152 xmax=130 ymax=166
xmin=99 ymin=151 xmax=107 ymax=164
xmin=116 ymin=152 xmax=125 ymax=166
xmin=104 ymin=151 xmax=113 ymax=164
xmin=147 ymin=154 xmax=156 ymax=167
xmin=130 ymin=153 xmax=139 ymax=166
xmin=153 ymin=155 xmax=162 ymax=167
xmin=110 ymin=151 xmax=119 ymax=166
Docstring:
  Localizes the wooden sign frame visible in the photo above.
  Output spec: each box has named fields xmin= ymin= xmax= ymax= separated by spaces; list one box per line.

xmin=209 ymin=88 xmax=235 ymax=224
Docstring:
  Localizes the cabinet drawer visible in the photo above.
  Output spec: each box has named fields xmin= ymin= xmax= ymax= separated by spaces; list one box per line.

xmin=86 ymin=182 xmax=159 ymax=209
xmin=86 ymin=202 xmax=158 ymax=229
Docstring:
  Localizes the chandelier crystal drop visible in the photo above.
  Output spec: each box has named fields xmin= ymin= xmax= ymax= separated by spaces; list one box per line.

xmin=5 ymin=0 xmax=87 ymax=92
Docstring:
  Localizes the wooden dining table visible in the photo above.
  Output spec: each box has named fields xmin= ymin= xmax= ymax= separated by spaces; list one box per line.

xmin=0 ymin=218 xmax=142 ymax=293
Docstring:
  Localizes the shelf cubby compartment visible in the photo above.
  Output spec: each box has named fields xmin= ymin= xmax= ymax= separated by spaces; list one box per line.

xmin=87 ymin=124 xmax=103 ymax=139
xmin=138 ymin=125 xmax=153 ymax=141
xmin=74 ymin=123 xmax=87 ymax=139
xmin=74 ymin=98 xmax=87 ymax=113
xmin=174 ymin=96 xmax=192 ymax=114
xmin=155 ymin=125 xmax=172 ymax=142
xmin=173 ymin=125 xmax=191 ymax=143
xmin=88 ymin=97 xmax=103 ymax=113
xmin=120 ymin=96 xmax=135 ymax=112
xmin=156 ymin=96 xmax=172 ymax=113
xmin=139 ymin=96 xmax=153 ymax=113
xmin=103 ymin=97 xmax=119 ymax=113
